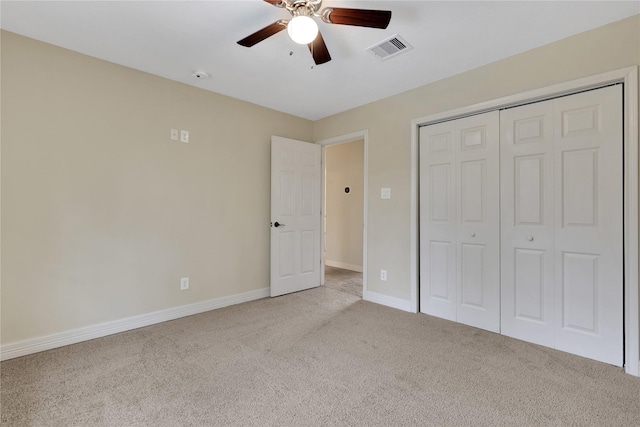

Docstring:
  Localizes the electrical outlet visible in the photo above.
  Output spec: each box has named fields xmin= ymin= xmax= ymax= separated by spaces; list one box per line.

xmin=380 ymin=269 xmax=387 ymax=281
xmin=170 ymin=128 xmax=179 ymax=141
xmin=180 ymin=130 xmax=189 ymax=143
xmin=180 ymin=277 xmax=189 ymax=290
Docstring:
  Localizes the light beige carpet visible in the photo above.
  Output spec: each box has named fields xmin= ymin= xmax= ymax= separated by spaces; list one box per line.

xmin=324 ymin=266 xmax=362 ymax=298
xmin=2 ymin=286 xmax=639 ymax=426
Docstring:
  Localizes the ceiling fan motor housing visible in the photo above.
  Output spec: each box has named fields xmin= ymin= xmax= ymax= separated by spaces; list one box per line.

xmin=288 ymin=0 xmax=322 ymax=15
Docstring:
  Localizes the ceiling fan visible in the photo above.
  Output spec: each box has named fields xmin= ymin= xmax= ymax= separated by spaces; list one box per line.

xmin=237 ymin=0 xmax=392 ymax=65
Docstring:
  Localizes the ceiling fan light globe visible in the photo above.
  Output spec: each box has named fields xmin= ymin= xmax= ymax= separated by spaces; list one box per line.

xmin=287 ymin=15 xmax=318 ymax=44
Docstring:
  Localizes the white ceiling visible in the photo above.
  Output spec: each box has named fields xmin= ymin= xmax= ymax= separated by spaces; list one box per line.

xmin=2 ymin=1 xmax=638 ymax=120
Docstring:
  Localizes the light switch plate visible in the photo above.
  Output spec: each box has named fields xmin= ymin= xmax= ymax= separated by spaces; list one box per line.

xmin=381 ymin=188 xmax=391 ymax=199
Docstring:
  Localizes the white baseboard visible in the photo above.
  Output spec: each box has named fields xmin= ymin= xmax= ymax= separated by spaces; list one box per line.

xmin=1 ymin=287 xmax=270 ymax=361
xmin=325 ymin=260 xmax=363 ymax=273
xmin=364 ymin=290 xmax=413 ymax=312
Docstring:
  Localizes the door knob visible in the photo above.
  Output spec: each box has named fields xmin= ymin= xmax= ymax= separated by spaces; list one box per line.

xmin=470 ymin=232 xmax=476 ymax=238
xmin=527 ymin=236 xmax=534 ymax=241
xmin=274 ymin=222 xmax=285 ymax=228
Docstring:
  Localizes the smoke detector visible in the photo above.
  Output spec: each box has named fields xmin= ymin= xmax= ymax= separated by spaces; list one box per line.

xmin=192 ymin=69 xmax=210 ymax=79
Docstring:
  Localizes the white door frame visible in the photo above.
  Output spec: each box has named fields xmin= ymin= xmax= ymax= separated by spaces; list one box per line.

xmin=318 ymin=130 xmax=369 ymax=296
xmin=410 ymin=66 xmax=639 ymax=376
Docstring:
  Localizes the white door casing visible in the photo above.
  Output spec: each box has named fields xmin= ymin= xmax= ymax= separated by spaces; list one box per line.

xmin=500 ymin=85 xmax=623 ymax=366
xmin=419 ymin=111 xmax=500 ymax=332
xmin=317 ymin=130 xmax=369 ymax=303
xmin=270 ymin=136 xmax=322 ymax=297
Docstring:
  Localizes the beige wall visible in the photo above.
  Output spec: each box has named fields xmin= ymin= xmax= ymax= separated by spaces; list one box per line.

xmin=313 ymin=14 xmax=640 ymax=301
xmin=0 ymin=31 xmax=313 ymax=344
xmin=325 ymin=140 xmax=364 ymax=271
xmin=2 ymin=15 xmax=639 ymax=348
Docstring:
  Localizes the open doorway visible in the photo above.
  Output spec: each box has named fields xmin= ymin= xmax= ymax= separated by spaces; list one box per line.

xmin=322 ymin=139 xmax=365 ymax=298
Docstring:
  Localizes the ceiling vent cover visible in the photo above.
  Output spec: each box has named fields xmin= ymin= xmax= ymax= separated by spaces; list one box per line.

xmin=366 ymin=34 xmax=412 ymax=61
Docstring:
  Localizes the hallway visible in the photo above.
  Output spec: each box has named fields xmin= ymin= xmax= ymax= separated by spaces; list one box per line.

xmin=324 ymin=266 xmax=362 ymax=298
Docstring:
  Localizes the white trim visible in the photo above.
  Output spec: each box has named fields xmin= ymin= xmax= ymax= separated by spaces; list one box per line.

xmin=623 ymin=67 xmax=639 ymax=377
xmin=1 ymin=287 xmax=269 ymax=361
xmin=410 ymin=66 xmax=639 ymax=376
xmin=325 ymin=260 xmax=363 ymax=273
xmin=321 ymin=146 xmax=326 ymax=286
xmin=410 ymin=118 xmax=419 ymax=313
xmin=364 ymin=290 xmax=413 ymax=312
xmin=318 ymin=130 xmax=369 ymax=297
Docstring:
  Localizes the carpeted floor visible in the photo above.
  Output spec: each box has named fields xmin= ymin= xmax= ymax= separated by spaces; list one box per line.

xmin=2 ymin=286 xmax=639 ymax=426
xmin=323 ymin=266 xmax=362 ymax=297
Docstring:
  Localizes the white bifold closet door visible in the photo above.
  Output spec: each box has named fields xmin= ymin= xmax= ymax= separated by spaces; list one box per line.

xmin=419 ymin=111 xmax=500 ymax=333
xmin=500 ymin=85 xmax=623 ymax=366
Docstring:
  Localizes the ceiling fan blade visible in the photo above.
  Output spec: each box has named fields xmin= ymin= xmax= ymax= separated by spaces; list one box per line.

xmin=263 ymin=0 xmax=285 ymax=7
xmin=237 ymin=20 xmax=287 ymax=47
xmin=308 ymin=31 xmax=331 ymax=65
xmin=321 ymin=8 xmax=392 ymax=29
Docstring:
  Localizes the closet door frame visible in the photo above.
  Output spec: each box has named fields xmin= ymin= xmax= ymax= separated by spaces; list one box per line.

xmin=410 ymin=66 xmax=639 ymax=377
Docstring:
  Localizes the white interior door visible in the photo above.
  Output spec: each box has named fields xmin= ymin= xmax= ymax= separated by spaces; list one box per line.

xmin=270 ymin=136 xmax=321 ymax=297
xmin=420 ymin=120 xmax=457 ymax=321
xmin=501 ymin=85 xmax=623 ymax=366
xmin=455 ymin=111 xmax=500 ymax=333
xmin=500 ymin=99 xmax=556 ymax=347
xmin=420 ymin=111 xmax=500 ymax=332
xmin=552 ymin=86 xmax=623 ymax=366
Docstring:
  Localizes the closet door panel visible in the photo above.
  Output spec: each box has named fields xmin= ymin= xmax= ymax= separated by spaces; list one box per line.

xmin=514 ymin=248 xmax=546 ymax=321
xmin=501 ymin=85 xmax=623 ymax=365
xmin=500 ymin=101 xmax=555 ymax=347
xmin=553 ymin=85 xmax=623 ymax=366
xmin=455 ymin=111 xmax=500 ymax=333
xmin=420 ymin=121 xmax=457 ymax=320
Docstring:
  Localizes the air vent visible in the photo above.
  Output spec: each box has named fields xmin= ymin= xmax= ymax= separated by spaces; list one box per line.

xmin=366 ymin=34 xmax=412 ymax=61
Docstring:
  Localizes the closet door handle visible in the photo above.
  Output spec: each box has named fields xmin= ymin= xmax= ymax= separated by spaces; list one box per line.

xmin=470 ymin=232 xmax=476 ymax=238
xmin=527 ymin=236 xmax=534 ymax=242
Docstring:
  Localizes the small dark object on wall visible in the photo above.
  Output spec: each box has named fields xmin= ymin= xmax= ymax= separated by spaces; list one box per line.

xmin=345 ymin=187 xmax=350 ymax=194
